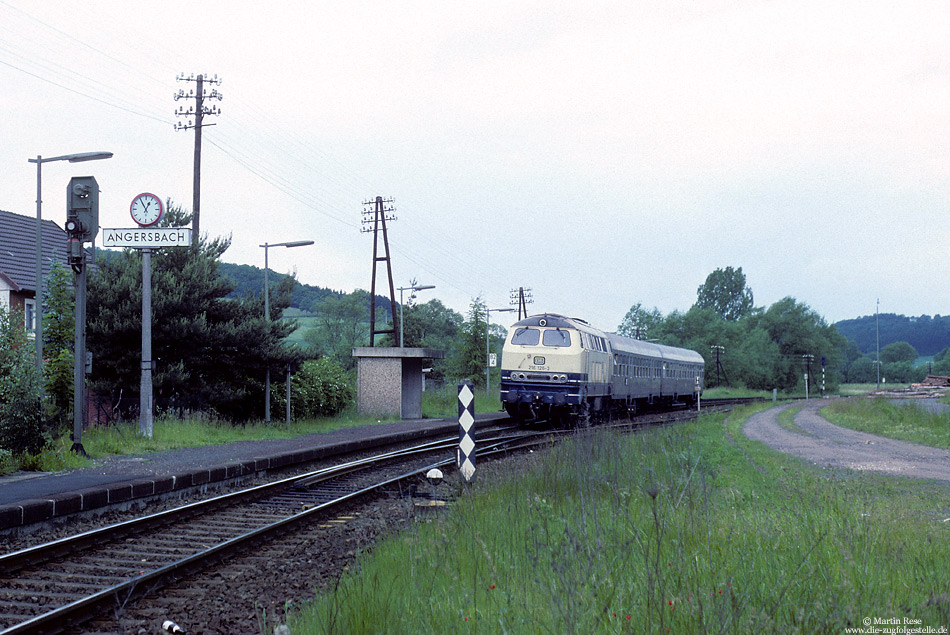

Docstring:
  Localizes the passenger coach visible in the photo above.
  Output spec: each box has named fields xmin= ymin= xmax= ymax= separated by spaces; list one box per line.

xmin=500 ymin=313 xmax=705 ymax=424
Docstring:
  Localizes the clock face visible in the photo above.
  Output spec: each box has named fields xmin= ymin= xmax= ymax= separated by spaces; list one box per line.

xmin=130 ymin=193 xmax=163 ymax=226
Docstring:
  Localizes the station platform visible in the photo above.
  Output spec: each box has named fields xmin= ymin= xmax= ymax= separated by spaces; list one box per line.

xmin=0 ymin=412 xmax=507 ymax=534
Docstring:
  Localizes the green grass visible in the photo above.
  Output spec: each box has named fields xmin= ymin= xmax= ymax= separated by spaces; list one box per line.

xmin=0 ymin=383 xmax=497 ymax=476
xmin=80 ymin=409 xmax=391 ymax=459
xmin=702 ymin=386 xmax=776 ymax=399
xmin=0 ymin=407 xmax=401 ymax=475
xmin=822 ymin=397 xmax=950 ymax=450
xmin=837 ymin=383 xmax=913 ymax=396
xmin=290 ymin=405 xmax=950 ymax=633
xmin=775 ymin=404 xmax=814 ymax=437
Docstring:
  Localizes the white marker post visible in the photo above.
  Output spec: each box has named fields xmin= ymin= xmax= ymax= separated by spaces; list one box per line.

xmin=695 ymin=376 xmax=701 ymax=412
xmin=457 ymin=381 xmax=476 ymax=482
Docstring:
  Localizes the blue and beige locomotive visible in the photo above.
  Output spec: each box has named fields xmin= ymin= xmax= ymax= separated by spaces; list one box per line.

xmin=500 ymin=313 xmax=705 ymax=424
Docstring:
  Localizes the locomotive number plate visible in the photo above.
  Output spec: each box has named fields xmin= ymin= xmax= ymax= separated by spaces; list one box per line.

xmin=533 ymin=356 xmax=546 ymax=366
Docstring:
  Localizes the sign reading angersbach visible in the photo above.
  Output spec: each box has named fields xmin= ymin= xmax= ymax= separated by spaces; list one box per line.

xmin=102 ymin=227 xmax=192 ymax=248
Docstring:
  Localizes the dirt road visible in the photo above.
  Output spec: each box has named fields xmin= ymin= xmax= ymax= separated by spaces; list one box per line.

xmin=743 ymin=400 xmax=950 ymax=482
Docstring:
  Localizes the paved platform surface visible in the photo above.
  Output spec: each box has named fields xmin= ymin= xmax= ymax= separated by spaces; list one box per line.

xmin=0 ymin=412 xmax=507 ymax=533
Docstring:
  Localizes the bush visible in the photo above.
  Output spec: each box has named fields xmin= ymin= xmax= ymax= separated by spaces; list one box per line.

xmin=288 ymin=358 xmax=353 ymax=419
xmin=0 ymin=307 xmax=46 ymax=454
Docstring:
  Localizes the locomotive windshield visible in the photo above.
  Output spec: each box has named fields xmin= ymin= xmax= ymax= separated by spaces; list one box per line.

xmin=511 ymin=328 xmax=540 ymax=345
xmin=542 ymin=329 xmax=572 ymax=347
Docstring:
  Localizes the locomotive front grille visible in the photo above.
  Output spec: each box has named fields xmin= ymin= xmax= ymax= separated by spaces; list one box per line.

xmin=506 ymin=372 xmax=572 ymax=383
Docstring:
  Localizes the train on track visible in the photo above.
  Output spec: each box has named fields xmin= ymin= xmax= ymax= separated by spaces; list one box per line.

xmin=500 ymin=313 xmax=705 ymax=425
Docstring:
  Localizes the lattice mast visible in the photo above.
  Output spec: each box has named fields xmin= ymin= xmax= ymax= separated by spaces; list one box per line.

xmin=361 ymin=197 xmax=398 ymax=346
xmin=510 ymin=287 xmax=533 ymax=320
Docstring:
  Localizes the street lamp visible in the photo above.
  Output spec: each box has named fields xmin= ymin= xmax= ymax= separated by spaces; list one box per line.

xmin=486 ymin=307 xmax=514 ymax=392
xmin=28 ymin=151 xmax=113 ymax=388
xmin=260 ymin=240 xmax=314 ymax=422
xmin=397 ymin=283 xmax=435 ymax=347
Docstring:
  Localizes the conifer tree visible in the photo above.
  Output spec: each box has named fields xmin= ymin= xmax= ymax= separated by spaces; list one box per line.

xmin=87 ymin=202 xmax=301 ymax=421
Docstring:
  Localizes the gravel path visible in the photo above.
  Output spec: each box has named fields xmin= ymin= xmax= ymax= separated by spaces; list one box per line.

xmin=743 ymin=399 xmax=950 ymax=482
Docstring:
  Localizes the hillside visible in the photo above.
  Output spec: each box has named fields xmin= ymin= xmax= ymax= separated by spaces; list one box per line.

xmin=834 ymin=313 xmax=950 ymax=356
xmin=217 ymin=261 xmax=393 ymax=318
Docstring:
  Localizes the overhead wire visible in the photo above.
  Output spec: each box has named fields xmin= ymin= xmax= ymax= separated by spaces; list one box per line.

xmin=0 ymin=1 xmax=518 ymax=310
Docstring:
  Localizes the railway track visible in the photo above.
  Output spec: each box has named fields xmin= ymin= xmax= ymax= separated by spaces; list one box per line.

xmin=0 ymin=426 xmax=543 ymax=635
xmin=1 ymin=400 xmax=748 ymax=633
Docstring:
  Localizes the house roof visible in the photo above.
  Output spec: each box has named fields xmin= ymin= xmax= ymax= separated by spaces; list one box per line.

xmin=0 ymin=209 xmax=69 ymax=293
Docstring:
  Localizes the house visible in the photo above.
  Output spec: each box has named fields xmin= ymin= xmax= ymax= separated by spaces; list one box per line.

xmin=0 ymin=209 xmax=69 ymax=332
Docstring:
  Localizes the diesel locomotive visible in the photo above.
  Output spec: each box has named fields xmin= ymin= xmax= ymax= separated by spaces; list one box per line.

xmin=499 ymin=313 xmax=705 ymax=424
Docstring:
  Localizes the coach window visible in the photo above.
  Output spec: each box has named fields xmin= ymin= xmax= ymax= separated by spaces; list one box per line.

xmin=542 ymin=329 xmax=572 ymax=347
xmin=511 ymin=328 xmax=540 ymax=346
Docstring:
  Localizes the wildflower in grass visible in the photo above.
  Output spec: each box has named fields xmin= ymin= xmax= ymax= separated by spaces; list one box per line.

xmin=488 ymin=584 xmax=495 ymax=590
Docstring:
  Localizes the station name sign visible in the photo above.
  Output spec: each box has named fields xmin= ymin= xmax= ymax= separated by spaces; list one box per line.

xmin=101 ymin=227 xmax=192 ymax=248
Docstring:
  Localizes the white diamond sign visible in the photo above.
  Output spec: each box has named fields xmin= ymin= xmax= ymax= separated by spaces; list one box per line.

xmin=458 ymin=381 xmax=476 ymax=482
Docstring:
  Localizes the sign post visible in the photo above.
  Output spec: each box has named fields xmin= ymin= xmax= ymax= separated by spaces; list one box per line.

xmin=140 ymin=248 xmax=153 ymax=438
xmin=457 ymin=381 xmax=476 ymax=483
xmin=123 ymin=193 xmax=192 ymax=438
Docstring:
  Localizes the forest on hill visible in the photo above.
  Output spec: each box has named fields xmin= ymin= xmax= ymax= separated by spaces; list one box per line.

xmin=218 ymin=262 xmax=392 ymax=319
xmin=833 ymin=313 xmax=950 ymax=357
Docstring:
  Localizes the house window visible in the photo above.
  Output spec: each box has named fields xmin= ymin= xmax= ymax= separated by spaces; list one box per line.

xmin=24 ymin=299 xmax=36 ymax=334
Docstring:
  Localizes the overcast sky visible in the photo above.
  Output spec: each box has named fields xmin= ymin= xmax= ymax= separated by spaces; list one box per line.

xmin=2 ymin=1 xmax=949 ymax=332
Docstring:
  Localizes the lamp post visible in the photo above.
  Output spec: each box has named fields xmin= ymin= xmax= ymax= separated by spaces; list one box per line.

xmin=486 ymin=307 xmax=514 ymax=392
xmin=260 ymin=240 xmax=314 ymax=422
xmin=397 ymin=283 xmax=435 ymax=347
xmin=27 ymin=152 xmax=113 ymax=388
xmin=876 ymin=298 xmax=880 ymax=391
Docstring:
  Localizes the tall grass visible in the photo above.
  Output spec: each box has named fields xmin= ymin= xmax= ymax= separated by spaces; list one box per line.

xmin=823 ymin=397 xmax=950 ymax=449
xmin=80 ymin=408 xmax=395 ymax=458
xmin=421 ymin=382 xmax=506 ymax=419
xmin=292 ymin=406 xmax=950 ymax=633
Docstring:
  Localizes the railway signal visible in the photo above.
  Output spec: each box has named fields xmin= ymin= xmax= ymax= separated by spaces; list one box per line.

xmin=66 ymin=176 xmax=101 ymax=456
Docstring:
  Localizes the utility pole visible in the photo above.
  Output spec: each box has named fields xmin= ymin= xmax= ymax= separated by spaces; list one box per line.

xmin=875 ymin=299 xmax=880 ymax=391
xmin=710 ymin=345 xmax=728 ymax=387
xmin=361 ymin=197 xmax=398 ymax=346
xmin=174 ymin=73 xmax=222 ymax=246
xmin=509 ymin=287 xmax=533 ymax=320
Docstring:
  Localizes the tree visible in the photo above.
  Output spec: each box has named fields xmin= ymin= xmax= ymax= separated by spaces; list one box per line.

xmin=451 ymin=298 xmax=487 ymax=387
xmin=305 ymin=290 xmax=378 ymax=369
xmin=617 ymin=302 xmax=663 ymax=339
xmin=43 ymin=264 xmax=74 ymax=425
xmin=0 ymin=307 xmax=45 ymax=453
xmin=845 ymin=356 xmax=877 ymax=383
xmin=695 ymin=266 xmax=754 ymax=322
xmin=879 ymin=341 xmax=917 ymax=365
xmin=283 ymin=357 xmax=353 ymax=418
xmin=402 ymin=299 xmax=462 ymax=349
xmin=401 ymin=298 xmax=463 ymax=383
xmin=87 ymin=202 xmax=300 ymax=421
xmin=751 ymin=297 xmax=846 ymax=391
